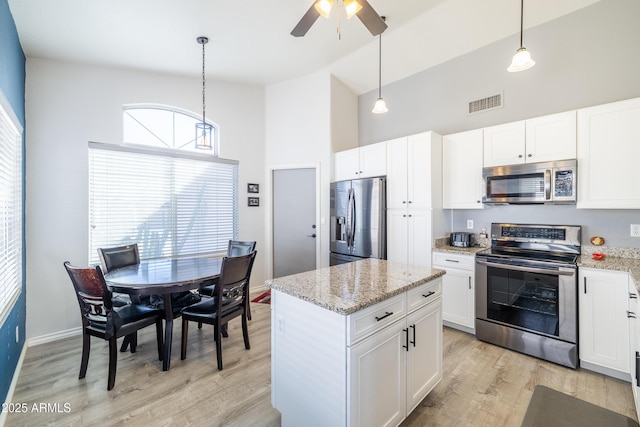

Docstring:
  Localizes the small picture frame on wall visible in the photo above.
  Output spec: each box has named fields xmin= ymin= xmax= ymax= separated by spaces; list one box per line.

xmin=247 ymin=183 xmax=259 ymax=193
xmin=248 ymin=197 xmax=260 ymax=207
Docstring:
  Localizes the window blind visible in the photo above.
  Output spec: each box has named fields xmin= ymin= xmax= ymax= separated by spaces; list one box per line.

xmin=88 ymin=142 xmax=238 ymax=265
xmin=0 ymin=93 xmax=23 ymax=326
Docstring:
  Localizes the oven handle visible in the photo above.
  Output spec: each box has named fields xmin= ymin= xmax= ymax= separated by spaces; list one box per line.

xmin=476 ymin=259 xmax=575 ymax=276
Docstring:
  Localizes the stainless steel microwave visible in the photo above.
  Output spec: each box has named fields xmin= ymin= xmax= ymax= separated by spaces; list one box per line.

xmin=482 ymin=159 xmax=577 ymax=204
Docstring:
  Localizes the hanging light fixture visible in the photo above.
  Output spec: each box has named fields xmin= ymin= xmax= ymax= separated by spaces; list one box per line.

xmin=195 ymin=36 xmax=213 ymax=150
xmin=507 ymin=0 xmax=535 ymax=72
xmin=343 ymin=0 xmax=362 ymax=19
xmin=315 ymin=0 xmax=334 ymax=18
xmin=372 ymin=17 xmax=388 ymax=114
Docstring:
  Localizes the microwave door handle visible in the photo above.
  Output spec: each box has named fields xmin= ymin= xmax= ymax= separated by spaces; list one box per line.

xmin=476 ymin=259 xmax=575 ymax=276
xmin=545 ymin=169 xmax=552 ymax=201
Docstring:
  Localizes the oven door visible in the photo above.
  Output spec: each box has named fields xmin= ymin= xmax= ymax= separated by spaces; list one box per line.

xmin=475 ymin=257 xmax=577 ymax=343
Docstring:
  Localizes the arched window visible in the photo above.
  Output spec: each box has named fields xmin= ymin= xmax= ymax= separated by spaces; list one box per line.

xmin=88 ymin=105 xmax=236 ymax=264
xmin=123 ymin=105 xmax=220 ymax=155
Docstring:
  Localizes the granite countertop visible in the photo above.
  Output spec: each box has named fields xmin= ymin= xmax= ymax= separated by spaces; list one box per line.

xmin=578 ymin=255 xmax=640 ymax=285
xmin=432 ymin=236 xmax=488 ymax=255
xmin=265 ymin=258 xmax=445 ymax=315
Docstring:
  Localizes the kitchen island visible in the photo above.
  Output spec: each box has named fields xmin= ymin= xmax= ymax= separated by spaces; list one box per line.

xmin=266 ymin=259 xmax=445 ymax=427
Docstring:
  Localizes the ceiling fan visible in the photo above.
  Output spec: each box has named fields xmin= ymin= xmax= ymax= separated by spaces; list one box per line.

xmin=291 ymin=0 xmax=387 ymax=37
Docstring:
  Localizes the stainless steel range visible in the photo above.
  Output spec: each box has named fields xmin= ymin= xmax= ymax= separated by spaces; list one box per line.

xmin=475 ymin=223 xmax=581 ymax=368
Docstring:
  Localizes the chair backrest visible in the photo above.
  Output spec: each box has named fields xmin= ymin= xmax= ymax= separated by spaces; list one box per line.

xmin=216 ymin=251 xmax=257 ymax=313
xmin=97 ymin=244 xmax=140 ymax=273
xmin=64 ymin=262 xmax=113 ymax=323
xmin=227 ymin=240 xmax=256 ymax=258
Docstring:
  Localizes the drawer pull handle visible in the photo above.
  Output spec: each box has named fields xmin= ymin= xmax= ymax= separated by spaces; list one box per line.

xmin=445 ymin=259 xmax=459 ymax=263
xmin=422 ymin=291 xmax=436 ymax=299
xmin=631 ymin=293 xmax=638 ymax=299
xmin=375 ymin=311 xmax=393 ymax=322
xmin=628 ymin=311 xmax=637 ymax=319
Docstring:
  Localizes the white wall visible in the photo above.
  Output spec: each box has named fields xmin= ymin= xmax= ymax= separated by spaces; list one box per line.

xmin=264 ymin=72 xmax=358 ymax=277
xmin=25 ymin=58 xmax=265 ymax=341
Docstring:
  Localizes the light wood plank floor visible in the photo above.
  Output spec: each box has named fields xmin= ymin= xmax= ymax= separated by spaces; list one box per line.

xmin=6 ymin=296 xmax=638 ymax=426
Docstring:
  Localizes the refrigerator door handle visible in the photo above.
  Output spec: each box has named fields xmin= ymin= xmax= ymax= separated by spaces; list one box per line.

xmin=346 ymin=188 xmax=353 ymax=249
xmin=350 ymin=189 xmax=356 ymax=250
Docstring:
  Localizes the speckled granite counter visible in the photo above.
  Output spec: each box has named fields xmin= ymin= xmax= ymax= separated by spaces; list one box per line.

xmin=432 ymin=236 xmax=488 ymax=255
xmin=578 ymin=256 xmax=640 ymax=286
xmin=265 ymin=258 xmax=445 ymax=315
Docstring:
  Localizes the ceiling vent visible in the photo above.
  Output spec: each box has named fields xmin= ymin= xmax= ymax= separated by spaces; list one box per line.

xmin=468 ymin=93 xmax=503 ymax=115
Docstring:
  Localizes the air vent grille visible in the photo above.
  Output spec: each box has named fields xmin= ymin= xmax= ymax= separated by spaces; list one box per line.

xmin=469 ymin=93 xmax=503 ymax=114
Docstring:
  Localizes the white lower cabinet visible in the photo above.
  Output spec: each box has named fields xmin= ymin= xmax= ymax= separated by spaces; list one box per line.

xmin=348 ymin=280 xmax=443 ymax=427
xmin=629 ymin=275 xmax=640 ymax=420
xmin=579 ymin=267 xmax=630 ymax=379
xmin=271 ymin=278 xmax=443 ymax=427
xmin=432 ymin=252 xmax=475 ymax=333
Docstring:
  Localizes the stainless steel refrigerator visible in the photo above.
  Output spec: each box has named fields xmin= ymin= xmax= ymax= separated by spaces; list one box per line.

xmin=330 ymin=177 xmax=386 ymax=265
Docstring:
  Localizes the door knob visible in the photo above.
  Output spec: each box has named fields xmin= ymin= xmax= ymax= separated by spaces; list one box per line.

xmin=307 ymin=234 xmax=316 ymax=238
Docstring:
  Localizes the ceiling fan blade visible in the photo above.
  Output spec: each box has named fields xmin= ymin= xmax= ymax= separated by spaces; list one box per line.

xmin=291 ymin=3 xmax=321 ymax=37
xmin=355 ymin=0 xmax=388 ymax=36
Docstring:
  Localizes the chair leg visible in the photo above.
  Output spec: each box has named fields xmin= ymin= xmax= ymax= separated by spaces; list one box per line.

xmin=214 ymin=323 xmax=223 ymax=370
xmin=181 ymin=318 xmax=189 ymax=360
xmin=242 ymin=314 xmax=251 ymax=350
xmin=198 ymin=322 xmax=202 ymax=330
xmin=107 ymin=337 xmax=118 ymax=391
xmin=221 ymin=323 xmax=229 ymax=338
xmin=79 ymin=332 xmax=91 ymax=379
xmin=129 ymin=332 xmax=138 ymax=353
xmin=155 ymin=319 xmax=164 ymax=361
xmin=247 ymin=300 xmax=252 ymax=321
xmin=120 ymin=335 xmax=130 ymax=352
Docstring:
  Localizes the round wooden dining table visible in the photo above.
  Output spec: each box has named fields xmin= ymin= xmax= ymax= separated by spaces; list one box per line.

xmin=104 ymin=256 xmax=223 ymax=371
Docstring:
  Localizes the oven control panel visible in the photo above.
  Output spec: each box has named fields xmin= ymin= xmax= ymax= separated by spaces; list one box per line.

xmin=500 ymin=226 xmax=566 ymax=240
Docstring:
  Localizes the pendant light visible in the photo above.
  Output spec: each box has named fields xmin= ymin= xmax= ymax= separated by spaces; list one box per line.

xmin=372 ymin=17 xmax=388 ymax=114
xmin=507 ymin=0 xmax=535 ymax=72
xmin=195 ymin=36 xmax=213 ymax=150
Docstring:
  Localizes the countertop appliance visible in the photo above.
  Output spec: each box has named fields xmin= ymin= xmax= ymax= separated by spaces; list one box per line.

xmin=450 ymin=232 xmax=476 ymax=248
xmin=475 ymin=223 xmax=581 ymax=368
xmin=482 ymin=159 xmax=577 ymax=204
xmin=330 ymin=177 xmax=386 ymax=266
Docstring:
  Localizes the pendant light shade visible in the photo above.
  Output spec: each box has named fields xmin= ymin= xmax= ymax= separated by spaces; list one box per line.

xmin=507 ymin=0 xmax=535 ymax=72
xmin=195 ymin=36 xmax=213 ymax=150
xmin=343 ymin=0 xmax=362 ymax=19
xmin=315 ymin=0 xmax=334 ymax=19
xmin=372 ymin=17 xmax=388 ymax=114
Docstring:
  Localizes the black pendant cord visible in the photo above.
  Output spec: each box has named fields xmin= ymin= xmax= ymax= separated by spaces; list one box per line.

xmin=378 ymin=33 xmax=382 ymax=98
xmin=202 ymin=41 xmax=206 ymax=124
xmin=519 ymin=0 xmax=524 ymax=48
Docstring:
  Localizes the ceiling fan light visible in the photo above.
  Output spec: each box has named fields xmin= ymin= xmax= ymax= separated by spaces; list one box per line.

xmin=344 ymin=0 xmax=362 ymax=19
xmin=508 ymin=47 xmax=535 ymax=72
xmin=372 ymin=97 xmax=388 ymax=114
xmin=314 ymin=0 xmax=334 ymax=19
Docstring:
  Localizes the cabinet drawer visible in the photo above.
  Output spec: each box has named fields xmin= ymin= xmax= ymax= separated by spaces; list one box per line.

xmin=433 ymin=252 xmax=475 ymax=270
xmin=347 ymin=293 xmax=406 ymax=345
xmin=407 ymin=278 xmax=442 ymax=313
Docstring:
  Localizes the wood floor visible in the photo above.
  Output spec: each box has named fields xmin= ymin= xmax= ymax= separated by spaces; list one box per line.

xmin=6 ymin=295 xmax=638 ymax=427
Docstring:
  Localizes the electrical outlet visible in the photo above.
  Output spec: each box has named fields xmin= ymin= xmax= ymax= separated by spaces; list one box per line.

xmin=467 ymin=220 xmax=474 ymax=229
xmin=631 ymin=224 xmax=640 ymax=237
xmin=15 ymin=326 xmax=19 ymax=343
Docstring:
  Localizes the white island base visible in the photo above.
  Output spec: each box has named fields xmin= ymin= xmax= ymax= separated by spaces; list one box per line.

xmin=268 ymin=259 xmax=444 ymax=427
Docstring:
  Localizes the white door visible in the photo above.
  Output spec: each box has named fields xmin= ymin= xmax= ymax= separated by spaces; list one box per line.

xmin=273 ymin=168 xmax=317 ymax=278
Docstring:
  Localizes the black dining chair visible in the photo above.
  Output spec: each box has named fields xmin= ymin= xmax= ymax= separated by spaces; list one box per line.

xmin=180 ymin=251 xmax=257 ymax=370
xmin=64 ymin=261 xmax=164 ymax=391
xmin=198 ymin=240 xmax=256 ymax=323
xmin=98 ymin=243 xmax=148 ymax=352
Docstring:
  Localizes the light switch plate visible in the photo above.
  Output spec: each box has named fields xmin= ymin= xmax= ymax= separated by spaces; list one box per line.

xmin=467 ymin=220 xmax=474 ymax=229
xmin=631 ymin=224 xmax=640 ymax=237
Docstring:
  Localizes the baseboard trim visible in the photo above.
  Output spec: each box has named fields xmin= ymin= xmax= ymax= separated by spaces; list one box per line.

xmin=27 ymin=327 xmax=82 ymax=347
xmin=580 ymin=360 xmax=632 ymax=382
xmin=0 ymin=343 xmax=27 ymax=427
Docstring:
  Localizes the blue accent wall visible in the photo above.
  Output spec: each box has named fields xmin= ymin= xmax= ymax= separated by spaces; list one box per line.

xmin=0 ymin=0 xmax=26 ymax=405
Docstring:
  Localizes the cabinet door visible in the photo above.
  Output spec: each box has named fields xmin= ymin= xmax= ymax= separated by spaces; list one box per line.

xmin=387 ymin=209 xmax=408 ymax=264
xmin=577 ymin=97 xmax=640 ymax=209
xmin=335 ymin=148 xmax=360 ymax=182
xmin=440 ymin=267 xmax=474 ymax=329
xmin=525 ymin=111 xmax=576 ymax=163
xmin=407 ymin=133 xmax=432 ymax=210
xmin=579 ymin=268 xmax=630 ymax=374
xmin=406 ymin=298 xmax=442 ymax=414
xmin=483 ymin=121 xmax=526 ymax=167
xmin=348 ymin=320 xmax=406 ymax=427
xmin=407 ymin=210 xmax=432 ymax=268
xmin=359 ymin=142 xmax=387 ymax=178
xmin=442 ymin=129 xmax=484 ymax=209
xmin=386 ymin=137 xmax=409 ymax=210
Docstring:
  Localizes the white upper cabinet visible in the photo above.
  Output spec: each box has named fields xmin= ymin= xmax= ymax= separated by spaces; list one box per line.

xmin=525 ymin=111 xmax=577 ymax=163
xmin=483 ymin=111 xmax=576 ymax=167
xmin=334 ymin=142 xmax=386 ymax=182
xmin=577 ymin=97 xmax=640 ymax=209
xmin=442 ymin=129 xmax=484 ymax=209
